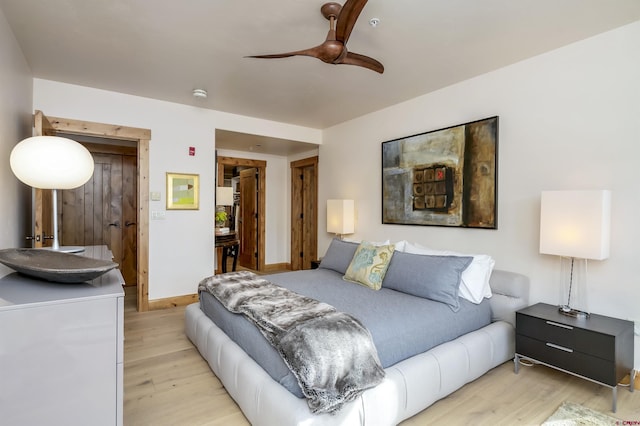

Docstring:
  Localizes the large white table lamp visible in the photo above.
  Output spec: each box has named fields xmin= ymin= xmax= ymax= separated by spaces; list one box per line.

xmin=539 ymin=190 xmax=611 ymax=318
xmin=10 ymin=136 xmax=95 ymax=252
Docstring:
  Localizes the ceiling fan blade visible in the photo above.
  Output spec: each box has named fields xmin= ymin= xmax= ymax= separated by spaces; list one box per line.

xmin=247 ymin=44 xmax=325 ymax=59
xmin=247 ymin=41 xmax=346 ymax=64
xmin=247 ymin=52 xmax=300 ymax=59
xmin=335 ymin=0 xmax=368 ymax=44
xmin=339 ymin=51 xmax=384 ymax=73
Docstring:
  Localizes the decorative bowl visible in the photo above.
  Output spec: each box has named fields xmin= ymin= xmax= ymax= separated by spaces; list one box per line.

xmin=0 ymin=248 xmax=118 ymax=283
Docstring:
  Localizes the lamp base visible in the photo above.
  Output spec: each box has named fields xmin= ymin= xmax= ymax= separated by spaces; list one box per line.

xmin=40 ymin=246 xmax=85 ymax=254
xmin=558 ymin=305 xmax=590 ymax=319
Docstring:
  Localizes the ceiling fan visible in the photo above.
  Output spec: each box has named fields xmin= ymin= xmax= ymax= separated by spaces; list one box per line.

xmin=247 ymin=0 xmax=384 ymax=74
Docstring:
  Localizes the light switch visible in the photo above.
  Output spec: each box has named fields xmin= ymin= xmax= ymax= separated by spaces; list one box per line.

xmin=151 ymin=211 xmax=166 ymax=220
xmin=151 ymin=192 xmax=161 ymax=201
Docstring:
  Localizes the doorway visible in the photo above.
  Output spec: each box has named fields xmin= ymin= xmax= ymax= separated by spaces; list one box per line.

xmin=290 ymin=156 xmax=318 ymax=270
xmin=217 ymin=156 xmax=266 ymax=272
xmin=32 ymin=111 xmax=151 ymax=311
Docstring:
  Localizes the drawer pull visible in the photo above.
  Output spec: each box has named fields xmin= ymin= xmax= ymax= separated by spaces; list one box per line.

xmin=546 ymin=342 xmax=573 ymax=353
xmin=546 ymin=321 xmax=573 ymax=330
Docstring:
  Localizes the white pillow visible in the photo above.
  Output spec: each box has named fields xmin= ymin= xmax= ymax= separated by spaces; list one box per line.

xmin=401 ymin=241 xmax=494 ymax=304
xmin=343 ymin=238 xmax=390 ymax=247
xmin=393 ymin=240 xmax=407 ymax=251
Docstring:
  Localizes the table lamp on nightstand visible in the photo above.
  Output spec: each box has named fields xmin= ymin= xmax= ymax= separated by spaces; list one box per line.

xmin=327 ymin=199 xmax=354 ymax=239
xmin=539 ymin=190 xmax=611 ymax=318
xmin=216 ymin=186 xmax=234 ymax=232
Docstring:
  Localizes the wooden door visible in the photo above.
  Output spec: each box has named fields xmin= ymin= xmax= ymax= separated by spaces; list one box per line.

xmin=60 ymin=149 xmax=138 ymax=285
xmin=121 ymin=154 xmax=137 ymax=285
xmin=239 ymin=168 xmax=258 ymax=269
xmin=291 ymin=157 xmax=318 ymax=270
xmin=32 ymin=111 xmax=55 ymax=247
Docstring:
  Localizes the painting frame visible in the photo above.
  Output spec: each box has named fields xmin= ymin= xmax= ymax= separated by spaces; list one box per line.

xmin=166 ymin=172 xmax=200 ymax=210
xmin=381 ymin=116 xmax=498 ymax=229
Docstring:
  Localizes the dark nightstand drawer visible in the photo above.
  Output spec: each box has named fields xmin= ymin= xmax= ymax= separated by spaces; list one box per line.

xmin=516 ymin=334 xmax=616 ymax=385
xmin=517 ymin=314 xmax=616 ymax=361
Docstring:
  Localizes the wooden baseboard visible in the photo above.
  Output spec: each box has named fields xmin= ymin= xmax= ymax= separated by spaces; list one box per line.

xmin=147 ymin=293 xmax=199 ymax=310
xmin=147 ymin=262 xmax=290 ymax=310
xmin=262 ymin=263 xmax=291 ymax=273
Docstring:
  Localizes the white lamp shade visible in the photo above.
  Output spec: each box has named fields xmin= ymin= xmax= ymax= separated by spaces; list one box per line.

xmin=216 ymin=186 xmax=234 ymax=206
xmin=10 ymin=136 xmax=94 ymax=189
xmin=539 ymin=190 xmax=611 ymax=260
xmin=327 ymin=199 xmax=355 ymax=235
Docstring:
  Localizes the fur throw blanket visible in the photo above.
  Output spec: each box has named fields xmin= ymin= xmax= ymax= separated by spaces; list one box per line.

xmin=198 ymin=271 xmax=385 ymax=414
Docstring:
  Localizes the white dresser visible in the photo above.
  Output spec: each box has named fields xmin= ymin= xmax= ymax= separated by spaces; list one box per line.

xmin=0 ymin=246 xmax=124 ymax=426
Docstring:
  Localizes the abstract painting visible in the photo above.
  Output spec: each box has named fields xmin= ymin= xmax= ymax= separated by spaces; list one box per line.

xmin=382 ymin=117 xmax=498 ymax=228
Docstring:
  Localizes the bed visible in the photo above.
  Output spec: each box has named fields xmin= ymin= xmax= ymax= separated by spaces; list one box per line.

xmin=185 ymin=239 xmax=529 ymax=425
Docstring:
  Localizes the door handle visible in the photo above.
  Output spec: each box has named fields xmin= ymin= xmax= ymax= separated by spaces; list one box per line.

xmin=108 ymin=221 xmax=120 ymax=228
xmin=125 ymin=221 xmax=136 ymax=227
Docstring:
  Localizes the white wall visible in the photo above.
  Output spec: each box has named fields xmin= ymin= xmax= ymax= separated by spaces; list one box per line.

xmin=33 ymin=80 xmax=322 ymax=300
xmin=0 ymin=8 xmax=33 ymax=277
xmin=320 ymin=21 xmax=640 ymax=366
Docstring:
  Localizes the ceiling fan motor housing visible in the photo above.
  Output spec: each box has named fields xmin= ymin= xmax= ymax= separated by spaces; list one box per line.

xmin=321 ymin=2 xmax=342 ymax=20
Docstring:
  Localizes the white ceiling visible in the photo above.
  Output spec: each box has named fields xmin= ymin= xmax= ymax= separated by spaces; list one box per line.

xmin=216 ymin=129 xmax=319 ymax=156
xmin=2 ymin=0 xmax=640 ymax=148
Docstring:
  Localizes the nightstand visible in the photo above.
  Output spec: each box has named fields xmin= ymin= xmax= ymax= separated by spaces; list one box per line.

xmin=515 ymin=303 xmax=634 ymax=412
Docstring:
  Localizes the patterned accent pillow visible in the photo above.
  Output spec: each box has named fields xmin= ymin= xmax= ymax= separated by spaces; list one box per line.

xmin=343 ymin=242 xmax=395 ymax=290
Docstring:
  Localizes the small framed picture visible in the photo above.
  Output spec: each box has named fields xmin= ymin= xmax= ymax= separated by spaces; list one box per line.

xmin=166 ymin=172 xmax=199 ymax=210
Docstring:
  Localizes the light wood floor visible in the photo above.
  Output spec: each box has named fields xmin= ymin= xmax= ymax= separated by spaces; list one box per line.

xmin=123 ymin=289 xmax=640 ymax=425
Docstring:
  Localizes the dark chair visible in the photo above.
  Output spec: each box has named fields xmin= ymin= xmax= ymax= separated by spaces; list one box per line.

xmin=220 ymin=240 xmax=239 ymax=273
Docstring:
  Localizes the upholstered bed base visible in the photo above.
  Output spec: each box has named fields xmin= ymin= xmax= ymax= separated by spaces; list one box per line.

xmin=184 ymin=269 xmax=529 ymax=425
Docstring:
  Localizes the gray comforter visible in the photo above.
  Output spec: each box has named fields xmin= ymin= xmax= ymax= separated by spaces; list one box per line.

xmin=198 ymin=268 xmax=491 ymax=397
xmin=198 ymin=271 xmax=385 ymax=414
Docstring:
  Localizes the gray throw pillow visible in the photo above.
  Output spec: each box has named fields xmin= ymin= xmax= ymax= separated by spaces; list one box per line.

xmin=382 ymin=251 xmax=473 ymax=312
xmin=318 ymin=239 xmax=359 ymax=275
